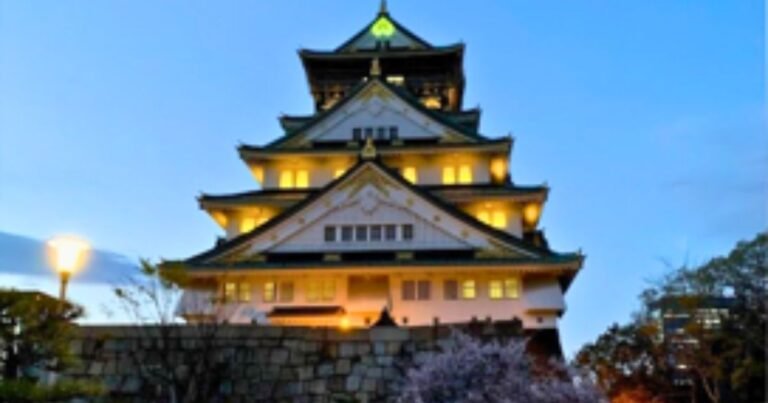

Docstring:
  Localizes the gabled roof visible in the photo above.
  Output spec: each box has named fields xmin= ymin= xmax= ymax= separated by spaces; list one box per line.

xmin=334 ymin=7 xmax=432 ymax=53
xmin=184 ymin=159 xmax=565 ymax=265
xmin=262 ymin=77 xmax=488 ymax=149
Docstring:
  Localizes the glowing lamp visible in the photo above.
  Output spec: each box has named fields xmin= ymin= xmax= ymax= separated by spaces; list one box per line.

xmin=339 ymin=316 xmax=351 ymax=331
xmin=47 ymin=235 xmax=90 ymax=302
xmin=522 ymin=203 xmax=541 ymax=228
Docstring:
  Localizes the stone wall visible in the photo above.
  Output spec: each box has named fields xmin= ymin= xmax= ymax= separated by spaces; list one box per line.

xmin=65 ymin=321 xmax=556 ymax=402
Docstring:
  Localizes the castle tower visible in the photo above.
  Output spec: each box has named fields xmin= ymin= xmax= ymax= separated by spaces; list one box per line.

xmin=172 ymin=4 xmax=583 ymax=354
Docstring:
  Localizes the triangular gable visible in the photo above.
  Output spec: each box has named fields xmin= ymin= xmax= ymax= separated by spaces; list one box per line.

xmin=274 ymin=79 xmax=480 ymax=148
xmin=336 ymin=13 xmax=432 ymax=53
xmin=191 ymin=161 xmax=545 ymax=264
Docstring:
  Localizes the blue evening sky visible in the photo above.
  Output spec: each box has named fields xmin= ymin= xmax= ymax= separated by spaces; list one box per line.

xmin=0 ymin=1 xmax=765 ymax=356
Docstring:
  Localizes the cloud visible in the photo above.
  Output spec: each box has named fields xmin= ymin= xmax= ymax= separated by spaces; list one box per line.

xmin=0 ymin=231 xmax=138 ymax=284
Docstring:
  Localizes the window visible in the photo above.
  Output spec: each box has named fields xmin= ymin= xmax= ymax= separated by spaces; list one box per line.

xmin=461 ymin=280 xmax=476 ymax=299
xmin=489 ymin=280 xmax=503 ymax=300
xmin=352 ymin=128 xmax=362 ymax=141
xmin=307 ymin=279 xmax=336 ymax=302
xmin=389 ymin=126 xmax=399 ymax=140
xmin=341 ymin=226 xmax=353 ymax=242
xmin=295 ymin=170 xmax=309 ymax=188
xmin=504 ymin=278 xmax=519 ymax=299
xmin=279 ymin=282 xmax=294 ymax=302
xmin=238 ymin=282 xmax=252 ymax=302
xmin=355 ymin=225 xmax=368 ymax=241
xmin=223 ymin=282 xmax=237 ymax=303
xmin=442 ymin=166 xmax=456 ymax=185
xmin=422 ymin=96 xmax=441 ymax=109
xmin=458 ymin=165 xmax=472 ymax=184
xmin=370 ymin=225 xmax=382 ymax=241
xmin=324 ymin=226 xmax=336 ymax=242
xmin=489 ymin=278 xmax=519 ymax=299
xmin=263 ymin=282 xmax=276 ymax=302
xmin=364 ymin=127 xmax=374 ymax=138
xmin=417 ymin=280 xmax=431 ymax=300
xmin=386 ymin=75 xmax=405 ymax=86
xmin=402 ymin=281 xmax=416 ymax=301
xmin=402 ymin=280 xmax=431 ymax=301
xmin=385 ymin=224 xmax=397 ymax=241
xmin=279 ymin=169 xmax=309 ymax=189
xmin=402 ymin=166 xmax=417 ymax=184
xmin=402 ymin=224 xmax=414 ymax=241
xmin=279 ymin=170 xmax=294 ymax=188
xmin=444 ymin=280 xmax=458 ymax=300
xmin=376 ymin=127 xmax=386 ymax=140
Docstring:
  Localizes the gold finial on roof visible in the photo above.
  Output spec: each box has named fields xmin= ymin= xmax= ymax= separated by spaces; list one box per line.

xmin=370 ymin=57 xmax=381 ymax=77
xmin=361 ymin=136 xmax=377 ymax=160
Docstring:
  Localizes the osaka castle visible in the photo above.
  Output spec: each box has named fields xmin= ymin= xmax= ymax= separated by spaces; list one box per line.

xmin=174 ymin=3 xmax=584 ymax=341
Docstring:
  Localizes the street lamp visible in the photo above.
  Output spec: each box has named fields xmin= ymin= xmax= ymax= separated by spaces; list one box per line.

xmin=46 ymin=235 xmax=90 ymax=302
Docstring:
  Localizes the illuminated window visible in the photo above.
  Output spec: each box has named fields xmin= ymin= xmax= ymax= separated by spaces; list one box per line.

xmin=239 ymin=282 xmax=252 ymax=302
xmin=223 ymin=282 xmax=237 ymax=303
xmin=504 ymin=278 xmax=519 ymax=299
xmin=402 ymin=167 xmax=417 ymax=184
xmin=461 ymin=280 xmax=476 ymax=299
xmin=279 ymin=169 xmax=309 ymax=189
xmin=489 ymin=280 xmax=503 ymax=300
xmin=444 ymin=280 xmax=458 ymax=300
xmin=442 ymin=166 xmax=456 ymax=185
xmin=458 ymin=165 xmax=472 ymax=184
xmin=279 ymin=282 xmax=294 ymax=302
xmin=308 ymin=279 xmax=335 ymax=302
xmin=240 ymin=217 xmax=257 ymax=233
xmin=490 ymin=158 xmax=507 ymax=182
xmin=263 ymin=282 xmax=276 ymax=302
xmin=279 ymin=171 xmax=294 ymax=188
xmin=422 ymin=96 xmax=441 ymax=109
xmin=295 ymin=170 xmax=309 ymax=188
xmin=386 ymin=75 xmax=405 ymax=86
xmin=492 ymin=211 xmax=507 ymax=229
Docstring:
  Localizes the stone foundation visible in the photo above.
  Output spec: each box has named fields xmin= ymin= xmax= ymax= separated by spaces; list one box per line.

xmin=66 ymin=321 xmax=559 ymax=402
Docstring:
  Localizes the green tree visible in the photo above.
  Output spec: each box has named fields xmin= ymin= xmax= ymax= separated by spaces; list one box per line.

xmin=576 ymin=232 xmax=767 ymax=403
xmin=0 ymin=289 xmax=103 ymax=401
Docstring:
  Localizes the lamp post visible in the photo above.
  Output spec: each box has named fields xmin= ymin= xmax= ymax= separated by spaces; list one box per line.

xmin=46 ymin=235 xmax=90 ymax=303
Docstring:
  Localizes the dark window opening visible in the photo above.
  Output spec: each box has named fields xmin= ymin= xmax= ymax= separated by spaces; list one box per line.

xmin=385 ymin=225 xmax=397 ymax=241
xmin=341 ymin=226 xmax=353 ymax=242
xmin=324 ymin=226 xmax=336 ymax=242
xmin=402 ymin=224 xmax=414 ymax=241
xmin=355 ymin=225 xmax=368 ymax=242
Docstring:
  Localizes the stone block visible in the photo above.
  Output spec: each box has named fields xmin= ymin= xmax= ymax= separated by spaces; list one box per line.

xmin=365 ymin=366 xmax=383 ymax=379
xmin=362 ymin=377 xmax=378 ymax=392
xmin=269 ymin=349 xmax=289 ymax=364
xmin=369 ymin=327 xmax=409 ymax=342
xmin=317 ymin=363 xmax=334 ymax=377
xmin=335 ymin=359 xmax=351 ymax=375
xmin=297 ymin=365 xmax=314 ymax=381
xmin=345 ymin=374 xmax=361 ymax=392
xmin=386 ymin=341 xmax=402 ymax=355
xmin=339 ymin=342 xmax=356 ymax=358
xmin=356 ymin=342 xmax=371 ymax=355
xmin=309 ymin=379 xmax=327 ymax=395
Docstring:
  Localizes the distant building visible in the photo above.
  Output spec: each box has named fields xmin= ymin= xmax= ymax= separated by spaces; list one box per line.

xmin=172 ymin=3 xmax=583 ymax=352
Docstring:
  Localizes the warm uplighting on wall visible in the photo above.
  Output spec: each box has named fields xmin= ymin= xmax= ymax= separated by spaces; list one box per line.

xmin=402 ymin=166 xmax=417 ymax=184
xmin=295 ymin=170 xmax=309 ymax=188
xmin=490 ymin=158 xmax=507 ymax=182
xmin=522 ymin=203 xmax=542 ymax=227
xmin=279 ymin=171 xmax=294 ymax=188
xmin=334 ymin=168 xmax=347 ymax=179
xmin=422 ymin=96 xmax=441 ymax=109
xmin=211 ymin=211 xmax=228 ymax=227
xmin=339 ymin=316 xmax=351 ymax=331
xmin=240 ymin=217 xmax=257 ymax=234
xmin=477 ymin=208 xmax=507 ymax=229
xmin=250 ymin=166 xmax=265 ymax=185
